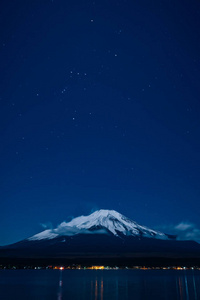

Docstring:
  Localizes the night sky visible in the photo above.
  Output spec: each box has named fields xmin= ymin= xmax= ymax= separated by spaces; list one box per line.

xmin=1 ymin=0 xmax=200 ymax=245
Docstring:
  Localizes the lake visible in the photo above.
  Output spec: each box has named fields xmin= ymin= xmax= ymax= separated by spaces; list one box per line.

xmin=0 ymin=269 xmax=200 ymax=299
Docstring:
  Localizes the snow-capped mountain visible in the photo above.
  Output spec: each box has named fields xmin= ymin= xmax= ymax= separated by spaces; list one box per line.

xmin=1 ymin=209 xmax=200 ymax=267
xmin=29 ymin=209 xmax=170 ymax=241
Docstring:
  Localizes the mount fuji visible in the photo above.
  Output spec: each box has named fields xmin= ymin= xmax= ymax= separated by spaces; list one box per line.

xmin=1 ymin=210 xmax=200 ymax=267
xmin=29 ymin=209 xmax=172 ymax=241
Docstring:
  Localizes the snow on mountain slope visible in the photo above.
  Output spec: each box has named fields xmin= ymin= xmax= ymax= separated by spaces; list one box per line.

xmin=29 ymin=209 xmax=169 ymax=241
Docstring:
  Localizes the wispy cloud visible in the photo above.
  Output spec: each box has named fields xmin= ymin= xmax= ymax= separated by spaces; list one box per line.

xmin=54 ymin=225 xmax=108 ymax=236
xmin=39 ymin=221 xmax=108 ymax=237
xmin=40 ymin=222 xmax=53 ymax=229
xmin=156 ymin=222 xmax=200 ymax=243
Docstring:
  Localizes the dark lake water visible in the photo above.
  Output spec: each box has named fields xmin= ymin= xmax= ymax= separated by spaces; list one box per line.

xmin=0 ymin=269 xmax=200 ymax=299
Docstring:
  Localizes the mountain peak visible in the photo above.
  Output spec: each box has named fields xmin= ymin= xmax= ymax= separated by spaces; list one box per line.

xmin=88 ymin=209 xmax=122 ymax=219
xmin=29 ymin=209 xmax=170 ymax=241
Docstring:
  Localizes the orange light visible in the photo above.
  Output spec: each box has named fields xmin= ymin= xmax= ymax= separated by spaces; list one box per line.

xmin=89 ymin=266 xmax=104 ymax=270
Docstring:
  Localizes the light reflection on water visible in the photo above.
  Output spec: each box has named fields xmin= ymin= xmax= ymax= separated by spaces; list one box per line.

xmin=75 ymin=270 xmax=200 ymax=300
xmin=0 ymin=269 xmax=200 ymax=300
xmin=178 ymin=277 xmax=184 ymax=300
xmin=95 ymin=279 xmax=98 ymax=300
xmin=184 ymin=272 xmax=189 ymax=300
xmin=91 ymin=277 xmax=104 ymax=300
xmin=175 ymin=271 xmax=198 ymax=300
xmin=57 ymin=270 xmax=63 ymax=300
xmin=193 ymin=272 xmax=197 ymax=300
xmin=101 ymin=278 xmax=103 ymax=300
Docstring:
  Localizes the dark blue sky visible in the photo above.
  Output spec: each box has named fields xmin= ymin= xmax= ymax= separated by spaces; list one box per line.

xmin=1 ymin=0 xmax=200 ymax=245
